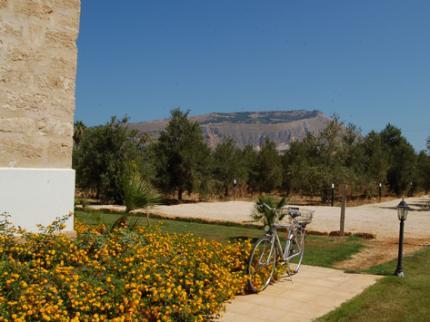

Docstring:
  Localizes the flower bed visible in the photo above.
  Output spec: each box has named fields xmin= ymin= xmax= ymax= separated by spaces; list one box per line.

xmin=0 ymin=216 xmax=251 ymax=321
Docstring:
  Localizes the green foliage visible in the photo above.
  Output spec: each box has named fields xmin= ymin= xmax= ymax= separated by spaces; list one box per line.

xmin=73 ymin=120 xmax=86 ymax=146
xmin=154 ymin=108 xmax=211 ymax=200
xmin=380 ymin=124 xmax=417 ymax=196
xmin=416 ymin=151 xmax=430 ymax=193
xmin=283 ymin=119 xmax=421 ymax=199
xmin=362 ymin=131 xmax=389 ymax=185
xmin=282 ymin=118 xmax=349 ymax=200
xmin=0 ymin=216 xmax=251 ymax=320
xmin=75 ymin=211 xmax=365 ymax=269
xmin=251 ymin=195 xmax=287 ymax=226
xmin=241 ymin=145 xmax=258 ymax=190
xmin=250 ymin=139 xmax=283 ymax=192
xmin=73 ymin=117 xmax=148 ymax=203
xmin=73 ymin=112 xmax=426 ymax=202
xmin=212 ymin=138 xmax=246 ymax=196
xmin=122 ymin=166 xmax=161 ymax=213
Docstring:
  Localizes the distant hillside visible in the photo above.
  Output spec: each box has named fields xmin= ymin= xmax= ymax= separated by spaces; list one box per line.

xmin=129 ymin=110 xmax=331 ymax=151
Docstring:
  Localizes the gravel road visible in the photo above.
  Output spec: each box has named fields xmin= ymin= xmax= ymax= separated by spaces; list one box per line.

xmin=153 ymin=196 xmax=430 ymax=240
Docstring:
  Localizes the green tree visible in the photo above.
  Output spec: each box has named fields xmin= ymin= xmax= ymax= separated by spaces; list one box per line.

xmin=73 ymin=116 xmax=146 ymax=203
xmin=241 ymin=145 xmax=258 ymax=191
xmin=416 ymin=151 xmax=430 ymax=193
xmin=154 ymin=108 xmax=210 ymax=201
xmin=283 ymin=119 xmax=368 ymax=200
xmin=250 ymin=139 xmax=283 ymax=193
xmin=359 ymin=131 xmax=389 ymax=196
xmin=283 ymin=128 xmax=339 ymax=200
xmin=318 ymin=115 xmax=344 ymax=167
xmin=341 ymin=124 xmax=365 ymax=173
xmin=362 ymin=131 xmax=389 ymax=184
xmin=212 ymin=139 xmax=246 ymax=196
xmin=380 ymin=124 xmax=417 ymax=196
xmin=73 ymin=121 xmax=87 ymax=147
xmin=282 ymin=135 xmax=314 ymax=195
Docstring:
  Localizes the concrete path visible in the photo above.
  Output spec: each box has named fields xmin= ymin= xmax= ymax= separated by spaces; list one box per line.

xmin=220 ymin=265 xmax=381 ymax=322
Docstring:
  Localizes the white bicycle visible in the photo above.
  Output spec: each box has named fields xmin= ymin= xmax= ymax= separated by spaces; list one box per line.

xmin=247 ymin=205 xmax=314 ymax=293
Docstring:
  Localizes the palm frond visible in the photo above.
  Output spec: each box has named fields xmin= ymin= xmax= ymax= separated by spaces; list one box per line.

xmin=251 ymin=195 xmax=288 ymax=226
xmin=123 ymin=173 xmax=161 ymax=213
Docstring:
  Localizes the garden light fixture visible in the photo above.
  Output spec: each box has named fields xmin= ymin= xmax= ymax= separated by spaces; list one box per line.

xmin=395 ymin=199 xmax=409 ymax=277
xmin=397 ymin=199 xmax=409 ymax=221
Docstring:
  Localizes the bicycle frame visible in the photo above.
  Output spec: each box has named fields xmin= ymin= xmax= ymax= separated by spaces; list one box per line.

xmin=268 ymin=222 xmax=304 ymax=262
xmin=247 ymin=206 xmax=311 ymax=292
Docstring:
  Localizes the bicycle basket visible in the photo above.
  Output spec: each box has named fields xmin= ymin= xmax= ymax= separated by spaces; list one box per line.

xmin=296 ymin=209 xmax=314 ymax=225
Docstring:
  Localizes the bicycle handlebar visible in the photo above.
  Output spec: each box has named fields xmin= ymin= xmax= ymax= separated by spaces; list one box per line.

xmin=259 ymin=203 xmax=301 ymax=217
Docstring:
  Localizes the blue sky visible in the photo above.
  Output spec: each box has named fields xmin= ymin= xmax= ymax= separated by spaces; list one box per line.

xmin=76 ymin=0 xmax=429 ymax=151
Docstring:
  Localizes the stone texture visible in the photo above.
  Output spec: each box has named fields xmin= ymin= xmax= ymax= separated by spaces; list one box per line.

xmin=0 ymin=0 xmax=80 ymax=168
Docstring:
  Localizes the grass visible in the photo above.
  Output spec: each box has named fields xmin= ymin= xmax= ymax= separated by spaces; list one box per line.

xmin=75 ymin=210 xmax=364 ymax=268
xmin=317 ymin=247 xmax=430 ymax=322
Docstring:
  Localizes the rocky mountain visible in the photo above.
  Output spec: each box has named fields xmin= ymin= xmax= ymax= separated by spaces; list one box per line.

xmin=129 ymin=110 xmax=331 ymax=151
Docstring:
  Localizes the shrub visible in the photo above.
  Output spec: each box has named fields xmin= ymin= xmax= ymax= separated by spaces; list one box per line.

xmin=0 ymin=215 xmax=251 ymax=321
xmin=251 ymin=195 xmax=287 ymax=226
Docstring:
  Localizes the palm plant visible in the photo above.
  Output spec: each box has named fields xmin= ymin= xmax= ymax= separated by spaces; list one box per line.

xmin=111 ymin=171 xmax=161 ymax=231
xmin=123 ymin=174 xmax=160 ymax=213
xmin=251 ymin=195 xmax=287 ymax=227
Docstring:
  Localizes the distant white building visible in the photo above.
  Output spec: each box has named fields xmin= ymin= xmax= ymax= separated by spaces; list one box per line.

xmin=0 ymin=0 xmax=81 ymax=231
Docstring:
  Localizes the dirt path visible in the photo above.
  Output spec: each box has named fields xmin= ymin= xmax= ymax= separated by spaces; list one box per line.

xmin=89 ymin=195 xmax=430 ymax=240
xmin=334 ymin=238 xmax=430 ymax=271
xmin=150 ymin=196 xmax=430 ymax=240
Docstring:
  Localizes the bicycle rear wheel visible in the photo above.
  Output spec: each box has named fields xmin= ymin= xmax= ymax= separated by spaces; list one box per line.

xmin=247 ymin=236 xmax=276 ymax=293
xmin=286 ymin=225 xmax=305 ymax=275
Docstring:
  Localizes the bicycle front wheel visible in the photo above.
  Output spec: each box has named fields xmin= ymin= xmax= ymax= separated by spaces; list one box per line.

xmin=286 ymin=226 xmax=305 ymax=275
xmin=247 ymin=236 xmax=276 ymax=293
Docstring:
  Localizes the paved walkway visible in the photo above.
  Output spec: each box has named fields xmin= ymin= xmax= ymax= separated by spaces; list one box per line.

xmin=220 ymin=265 xmax=381 ymax=322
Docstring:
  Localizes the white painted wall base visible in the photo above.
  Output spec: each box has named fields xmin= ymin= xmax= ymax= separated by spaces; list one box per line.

xmin=0 ymin=168 xmax=75 ymax=232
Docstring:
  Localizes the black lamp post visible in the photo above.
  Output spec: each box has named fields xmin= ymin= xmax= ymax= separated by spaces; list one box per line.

xmin=394 ymin=199 xmax=409 ymax=277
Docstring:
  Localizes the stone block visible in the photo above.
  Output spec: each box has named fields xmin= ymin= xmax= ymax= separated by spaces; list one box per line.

xmin=14 ymin=1 xmax=54 ymax=20
xmin=0 ymin=0 xmax=80 ymax=168
xmin=0 ymin=0 xmax=8 ymax=9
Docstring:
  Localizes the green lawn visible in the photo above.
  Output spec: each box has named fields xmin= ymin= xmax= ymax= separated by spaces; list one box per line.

xmin=75 ymin=210 xmax=363 ymax=268
xmin=317 ymin=247 xmax=430 ymax=322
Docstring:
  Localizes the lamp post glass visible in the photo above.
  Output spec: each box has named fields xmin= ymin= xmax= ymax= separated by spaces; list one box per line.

xmin=397 ymin=200 xmax=409 ymax=221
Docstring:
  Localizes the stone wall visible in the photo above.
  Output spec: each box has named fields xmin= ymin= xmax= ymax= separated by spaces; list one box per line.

xmin=0 ymin=0 xmax=80 ymax=168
